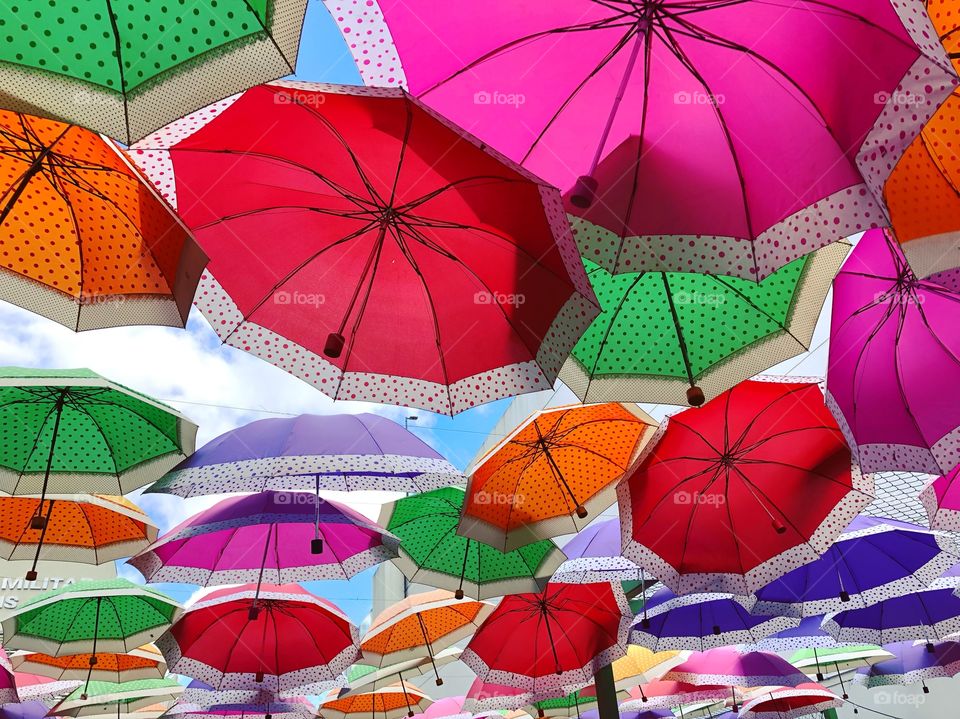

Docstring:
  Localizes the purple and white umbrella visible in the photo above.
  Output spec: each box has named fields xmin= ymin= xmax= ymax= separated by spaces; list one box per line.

xmin=580 ymin=710 xmax=669 ymax=719
xmin=822 ymin=588 xmax=960 ymax=648
xmin=147 ymin=414 xmax=464 ymax=497
xmin=553 ymin=517 xmax=644 ymax=585
xmin=169 ymin=688 xmax=314 ymax=719
xmin=662 ymin=650 xmax=808 ymax=689
xmin=747 ymin=617 xmax=840 ymax=653
xmin=854 ymin=641 xmax=960 ymax=689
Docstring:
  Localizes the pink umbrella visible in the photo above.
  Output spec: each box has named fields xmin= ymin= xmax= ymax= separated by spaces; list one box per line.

xmin=463 ymin=678 xmax=533 ymax=713
xmin=334 ymin=0 xmax=956 ymax=280
xmin=663 ymin=649 xmax=807 ymax=690
xmin=619 ymin=681 xmax=728 ymax=711
xmin=921 ymin=464 xmax=960 ymax=531
xmin=413 ymin=696 xmax=469 ymax=719
xmin=827 ymin=228 xmax=960 ymax=475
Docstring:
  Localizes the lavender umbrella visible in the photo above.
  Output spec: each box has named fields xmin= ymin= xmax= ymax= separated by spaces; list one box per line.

xmin=0 ymin=703 xmax=51 ymax=719
xmin=147 ymin=414 xmax=464 ymax=497
xmin=854 ymin=641 xmax=960 ymax=689
xmin=750 ymin=516 xmax=959 ymax=617
xmin=748 ymin=617 xmax=840 ymax=653
xmin=553 ymin=517 xmax=644 ymax=584
xmin=827 ymin=229 xmax=960 ymax=475
xmin=822 ymin=588 xmax=960 ymax=647
xmin=580 ymin=710 xmax=670 ymax=719
xmin=128 ymin=491 xmax=399 ymax=585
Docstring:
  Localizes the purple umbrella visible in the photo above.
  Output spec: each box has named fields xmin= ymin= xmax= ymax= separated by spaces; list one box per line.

xmin=630 ymin=589 xmax=797 ymax=652
xmin=854 ymin=641 xmax=960 ymax=689
xmin=0 ymin=703 xmax=51 ymax=719
xmin=749 ymin=617 xmax=840 ymax=653
xmin=553 ymin=517 xmax=644 ymax=584
xmin=827 ymin=229 xmax=960 ymax=475
xmin=822 ymin=588 xmax=960 ymax=648
xmin=750 ymin=516 xmax=959 ymax=618
xmin=147 ymin=414 xmax=463 ymax=497
xmin=173 ymin=687 xmax=314 ymax=719
xmin=128 ymin=491 xmax=400 ymax=585
xmin=580 ymin=709 xmax=670 ymax=719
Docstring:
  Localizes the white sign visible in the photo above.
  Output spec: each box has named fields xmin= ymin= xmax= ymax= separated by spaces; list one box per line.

xmin=0 ymin=559 xmax=117 ymax=622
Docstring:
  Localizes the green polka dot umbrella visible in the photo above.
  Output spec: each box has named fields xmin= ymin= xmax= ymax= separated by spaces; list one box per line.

xmin=50 ymin=678 xmax=185 ymax=716
xmin=0 ymin=367 xmax=197 ymax=505
xmin=0 ymin=1 xmax=309 ymax=143
xmin=1 ymin=578 xmax=181 ymax=657
xmin=559 ymin=242 xmax=848 ymax=407
xmin=379 ymin=487 xmax=565 ymax=600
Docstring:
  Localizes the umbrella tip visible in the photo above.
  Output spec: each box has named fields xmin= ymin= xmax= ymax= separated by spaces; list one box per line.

xmin=435 ymin=678 xmax=443 ymax=686
xmin=772 ymin=519 xmax=786 ymax=534
xmin=926 ymin=642 xmax=936 ymax=653
xmin=685 ymin=386 xmax=705 ymax=407
xmin=89 ymin=656 xmax=98 ymax=666
xmin=29 ymin=515 xmax=46 ymax=530
xmin=25 ymin=570 xmax=37 ymax=581
xmin=311 ymin=538 xmax=324 ymax=555
xmin=324 ymin=332 xmax=345 ymax=358
xmin=711 ymin=625 xmax=721 ymax=635
xmin=81 ymin=695 xmax=88 ymax=701
xmin=454 ymin=589 xmax=464 ymax=600
xmin=923 ymin=685 xmax=931 ymax=694
xmin=407 ymin=712 xmax=414 ymax=717
xmin=574 ymin=505 xmax=588 ymax=519
xmin=569 ymin=175 xmax=598 ymax=209
xmin=839 ymin=590 xmax=850 ymax=602
xmin=255 ymin=671 xmax=265 ymax=683
xmin=248 ymin=605 xmax=261 ymax=621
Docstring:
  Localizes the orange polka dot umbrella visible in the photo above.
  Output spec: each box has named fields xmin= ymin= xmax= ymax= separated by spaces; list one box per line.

xmin=460 ymin=403 xmax=656 ymax=551
xmin=319 ymin=683 xmax=432 ymax=719
xmin=11 ymin=645 xmax=166 ymax=684
xmin=0 ymin=110 xmax=206 ymax=330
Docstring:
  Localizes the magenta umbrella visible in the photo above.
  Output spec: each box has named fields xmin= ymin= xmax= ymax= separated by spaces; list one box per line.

xmin=128 ymin=491 xmax=399 ymax=586
xmin=663 ymin=649 xmax=807 ymax=689
xmin=338 ymin=0 xmax=956 ymax=280
xmin=827 ymin=229 xmax=960 ymax=475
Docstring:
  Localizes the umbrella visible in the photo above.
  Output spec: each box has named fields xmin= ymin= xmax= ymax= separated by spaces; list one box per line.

xmin=461 ymin=403 xmax=655 ymax=550
xmin=130 ymin=81 xmax=598 ymax=416
xmin=749 ymin=516 xmax=960 ymax=617
xmin=789 ymin=645 xmax=892 ymax=699
xmin=618 ymin=682 xmax=728 ymax=712
xmin=168 ymin=688 xmax=314 ymax=719
xmin=826 ymin=228 xmax=960 ymax=475
xmin=0 ymin=367 xmax=197 ymax=504
xmin=14 ymin=673 xmax=83 ymax=702
xmin=822 ymin=588 xmax=960 ymax=647
xmin=528 ymin=690 xmax=595 ymax=718
xmin=148 ymin=413 xmax=464 ymax=497
xmin=1 ymin=578 xmax=180 ymax=656
xmin=1 ymin=702 xmax=55 ymax=719
xmin=606 ymin=646 xmax=687 ymax=691
xmin=157 ymin=584 xmax=358 ymax=694
xmin=581 ymin=710 xmax=669 ymax=719
xmin=463 ymin=677 xmax=532 ymax=713
xmin=319 ymin=683 xmax=432 ymax=719
xmin=128 ymin=490 xmax=399 ymax=586
xmin=0 ymin=653 xmax=18 ymax=705
xmin=360 ymin=590 xmax=492 ymax=683
xmin=0 ymin=110 xmax=205 ymax=327
xmin=559 ymin=246 xmax=845 ymax=407
xmin=349 ymin=0 xmax=956 ymax=280
xmin=618 ymin=378 xmax=873 ymax=594
xmin=346 ymin=648 xmax=462 ymax=691
xmin=663 ymin=650 xmax=808 ymax=690
xmin=11 ymin=646 xmax=166 ymax=683
xmin=50 ymin=679 xmax=184 ymax=715
xmin=408 ymin=695 xmax=469 ymax=719
xmin=748 ymin=617 xmax=841 ymax=653
xmin=379 ymin=487 xmax=565 ymax=599
xmin=854 ymin=640 xmax=960 ymax=689
xmin=921 ymin=463 xmax=960 ymax=530
xmin=461 ymin=582 xmax=631 ymax=698
xmin=737 ymin=684 xmax=841 ymax=719
xmin=552 ymin=517 xmax=643 ymax=585
xmin=0 ymin=1 xmax=309 ymax=143
xmin=0 ymin=495 xmax=157 ymax=580
xmin=630 ymin=590 xmax=797 ymax=652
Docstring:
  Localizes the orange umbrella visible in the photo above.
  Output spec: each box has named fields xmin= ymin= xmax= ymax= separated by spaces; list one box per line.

xmin=11 ymin=645 xmax=166 ymax=683
xmin=0 ymin=110 xmax=205 ymax=330
xmin=460 ymin=403 xmax=656 ymax=551
xmin=0 ymin=495 xmax=157 ymax=580
xmin=320 ymin=683 xmax=432 ymax=719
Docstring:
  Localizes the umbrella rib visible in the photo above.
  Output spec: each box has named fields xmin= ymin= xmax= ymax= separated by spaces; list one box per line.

xmin=709 ymin=274 xmax=807 ymax=347
xmin=102 ymin=0 xmax=131 ymax=141
xmin=10 ymin=400 xmax=61 ymax=495
xmin=388 ymin=96 xmax=414 ymax=206
xmin=582 ymin=271 xmax=649 ymax=393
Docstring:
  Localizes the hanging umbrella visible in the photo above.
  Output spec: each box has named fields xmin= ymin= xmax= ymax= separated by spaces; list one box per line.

xmin=607 ymin=646 xmax=687 ymax=691
xmin=360 ymin=590 xmax=492 ymax=684
xmin=0 ymin=367 xmax=197 ymax=506
xmin=0 ymin=652 xmax=19 ymax=706
xmin=827 ymin=228 xmax=960 ymax=475
xmin=1 ymin=579 xmax=180 ymax=656
xmin=528 ymin=690 xmax=595 ymax=718
xmin=408 ymin=695 xmax=471 ymax=719
xmin=560 ymin=247 xmax=845 ymax=407
xmin=1 ymin=702 xmax=56 ymax=719
xmin=921 ymin=463 xmax=960 ymax=530
xmin=128 ymin=490 xmax=399 ymax=586
xmin=462 ymin=582 xmax=631 ymax=698
xmin=130 ymin=81 xmax=598 ymax=416
xmin=552 ymin=517 xmax=642 ymax=585
xmin=461 ymin=403 xmax=655 ymax=550
xmin=748 ymin=617 xmax=841 ymax=653
xmin=854 ymin=640 xmax=960 ymax=689
xmin=581 ymin=710 xmax=669 ymax=719
xmin=788 ymin=645 xmax=892 ymax=700
xmin=630 ymin=590 xmax=797 ymax=652
xmin=148 ymin=413 xmax=464 ymax=497
xmin=737 ymin=684 xmax=841 ymax=719
xmin=168 ymin=688 xmax=314 ymax=719
xmin=749 ymin=516 xmax=960 ymax=617
xmin=619 ymin=378 xmax=873 ymax=594
xmin=462 ymin=677 xmax=532 ymax=714
xmin=344 ymin=0 xmax=956 ymax=280
xmin=15 ymin=672 xmax=82 ymax=702
xmin=0 ymin=110 xmax=205 ymax=327
xmin=618 ymin=681 xmax=728 ymax=712
xmin=347 ymin=648 xmax=462 ymax=691
xmin=11 ymin=646 xmax=166 ymax=683
xmin=319 ymin=683 xmax=432 ymax=719
xmin=50 ymin=679 xmax=184 ymax=715
xmin=823 ymin=587 xmax=960 ymax=648
xmin=663 ymin=650 xmax=808 ymax=690
xmin=0 ymin=495 xmax=157 ymax=580
xmin=379 ymin=487 xmax=564 ymax=599
xmin=157 ymin=584 xmax=357 ymax=694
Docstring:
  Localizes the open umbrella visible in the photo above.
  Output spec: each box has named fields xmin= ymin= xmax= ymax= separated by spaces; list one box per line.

xmin=737 ymin=684 xmax=841 ymax=719
xmin=169 ymin=688 xmax=314 ymax=719
xmin=854 ymin=641 xmax=960 ymax=689
xmin=157 ymin=584 xmax=357 ymax=694
xmin=823 ymin=588 xmax=960 ymax=648
xmin=346 ymin=648 xmax=462 ymax=691
xmin=663 ymin=650 xmax=808 ymax=691
xmin=618 ymin=378 xmax=873 ymax=594
xmin=462 ymin=677 xmax=531 ymax=714
xmin=14 ymin=672 xmax=82 ymax=702
xmin=50 ymin=679 xmax=184 ymax=715
xmin=921 ymin=463 xmax=960 ymax=530
xmin=528 ymin=690 xmax=595 ymax=719
xmin=2 ymin=702 xmax=57 ymax=719
xmin=619 ymin=681 xmax=728 ymax=712
xmin=789 ymin=645 xmax=892 ymax=700
xmin=148 ymin=413 xmax=464 ymax=497
xmin=0 ymin=652 xmax=19 ymax=706
xmin=606 ymin=646 xmax=686 ymax=691
xmin=130 ymin=81 xmax=598 ymax=416
xmin=461 ymin=403 xmax=655 ymax=551
xmin=552 ymin=517 xmax=642 ymax=586
xmin=581 ymin=710 xmax=669 ymax=719
xmin=319 ymin=683 xmax=432 ymax=719
xmin=827 ymin=228 xmax=960 ymax=475
xmin=379 ymin=487 xmax=565 ymax=599
xmin=11 ymin=646 xmax=166 ymax=684
xmin=559 ymin=246 xmax=845 ymax=407
xmin=128 ymin=490 xmax=399 ymax=586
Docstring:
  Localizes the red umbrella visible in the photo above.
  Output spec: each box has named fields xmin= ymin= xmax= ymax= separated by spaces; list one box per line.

xmin=618 ymin=378 xmax=874 ymax=595
xmin=461 ymin=582 xmax=631 ymax=701
xmin=130 ymin=82 xmax=597 ymax=415
xmin=156 ymin=584 xmax=358 ymax=695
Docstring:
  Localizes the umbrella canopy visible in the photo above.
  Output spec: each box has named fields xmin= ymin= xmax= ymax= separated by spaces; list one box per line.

xmin=319 ymin=683 xmax=432 ymax=719
xmin=346 ymin=648 xmax=462 ymax=691
xmin=0 ymin=702 xmax=55 ymax=719
xmin=128 ymin=490 xmax=399 ymax=586
xmin=379 ymin=487 xmax=565 ymax=599
xmin=14 ymin=672 xmax=83 ymax=702
xmin=630 ymin=590 xmax=797 ymax=652
xmin=854 ymin=640 xmax=960 ymax=688
xmin=618 ymin=378 xmax=872 ymax=594
xmin=50 ymin=679 xmax=184 ymax=716
xmin=148 ymin=414 xmax=464 ymax=497
xmin=581 ymin=710 xmax=669 ymax=719
xmin=560 ymin=247 xmax=846 ymax=407
xmin=921 ymin=463 xmax=960 ymax=530
xmin=0 ymin=1 xmax=309 ymax=143
xmin=790 ymin=645 xmax=893 ymax=679
xmin=607 ymin=646 xmax=686 ymax=691
xmin=822 ymin=588 xmax=960 ymax=647
xmin=552 ymin=517 xmax=642 ymax=586
xmin=344 ymin=0 xmax=955 ymax=280
xmin=827 ymin=228 xmax=960 ymax=475
xmin=463 ymin=677 xmax=532 ymax=713
xmin=619 ymin=681 xmax=728 ymax=712
xmin=130 ymin=81 xmax=598 ymax=416
xmin=157 ymin=584 xmax=358 ymax=694
xmin=11 ymin=646 xmax=166 ymax=683
xmin=462 ymin=582 xmax=631 ymax=698
xmin=528 ymin=690 xmax=595 ymax=718
xmin=748 ymin=617 xmax=841 ymax=653
xmin=737 ymin=684 xmax=841 ymax=719
xmin=0 ymin=652 xmax=18 ymax=705
xmin=0 ymin=368 xmax=197 ymax=501
xmin=0 ymin=110 xmax=205 ymax=328
xmin=462 ymin=403 xmax=655 ymax=550
xmin=749 ymin=516 xmax=960 ymax=617
xmin=360 ymin=590 xmax=492 ymax=682
xmin=169 ymin=688 xmax=314 ymax=719
xmin=663 ymin=650 xmax=808 ymax=689
xmin=1 ymin=579 xmax=180 ymax=656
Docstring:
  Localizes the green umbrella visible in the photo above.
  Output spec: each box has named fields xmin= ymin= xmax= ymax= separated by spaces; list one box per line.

xmin=530 ymin=690 xmax=595 ymax=719
xmin=379 ymin=487 xmax=565 ymax=600
xmin=347 ymin=648 xmax=462 ymax=691
xmin=0 ymin=368 xmax=197 ymax=529
xmin=51 ymin=678 xmax=184 ymax=714
xmin=0 ymin=1 xmax=308 ymax=143
xmin=559 ymin=242 xmax=847 ymax=407
xmin=790 ymin=644 xmax=894 ymax=700
xmin=1 ymin=579 xmax=181 ymax=657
